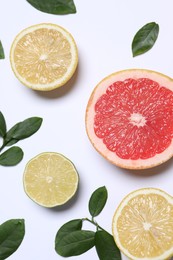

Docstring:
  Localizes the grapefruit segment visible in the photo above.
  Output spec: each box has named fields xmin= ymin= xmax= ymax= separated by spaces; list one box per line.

xmin=85 ymin=69 xmax=173 ymax=169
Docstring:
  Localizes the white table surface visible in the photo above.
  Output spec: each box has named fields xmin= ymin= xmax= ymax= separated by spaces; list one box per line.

xmin=1 ymin=1 xmax=173 ymax=259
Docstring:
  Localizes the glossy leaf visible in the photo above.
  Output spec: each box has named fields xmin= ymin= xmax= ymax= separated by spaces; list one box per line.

xmin=55 ymin=230 xmax=95 ymax=256
xmin=95 ymin=231 xmax=121 ymax=260
xmin=0 ymin=219 xmax=25 ymax=260
xmin=5 ymin=117 xmax=43 ymax=145
xmin=26 ymin=0 xmax=76 ymax=14
xmin=0 ymin=146 xmax=24 ymax=166
xmin=0 ymin=112 xmax=6 ymax=137
xmin=89 ymin=186 xmax=108 ymax=217
xmin=132 ymin=22 xmax=159 ymax=57
xmin=0 ymin=41 xmax=5 ymax=59
xmin=55 ymin=219 xmax=82 ymax=245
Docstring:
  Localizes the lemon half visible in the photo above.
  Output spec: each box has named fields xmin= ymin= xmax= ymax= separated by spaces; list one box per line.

xmin=10 ymin=23 xmax=78 ymax=91
xmin=112 ymin=188 xmax=173 ymax=260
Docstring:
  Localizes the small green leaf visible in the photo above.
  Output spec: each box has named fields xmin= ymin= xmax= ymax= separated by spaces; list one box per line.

xmin=5 ymin=117 xmax=43 ymax=145
xmin=0 ymin=219 xmax=25 ymax=260
xmin=0 ymin=41 xmax=5 ymax=59
xmin=132 ymin=22 xmax=159 ymax=57
xmin=0 ymin=146 xmax=24 ymax=166
xmin=89 ymin=186 xmax=108 ymax=217
xmin=55 ymin=230 xmax=95 ymax=257
xmin=0 ymin=112 xmax=6 ymax=137
xmin=55 ymin=219 xmax=82 ymax=245
xmin=95 ymin=231 xmax=121 ymax=260
xmin=26 ymin=0 xmax=76 ymax=14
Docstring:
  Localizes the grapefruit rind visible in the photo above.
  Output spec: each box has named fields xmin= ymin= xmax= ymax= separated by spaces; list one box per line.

xmin=85 ymin=69 xmax=173 ymax=169
xmin=10 ymin=23 xmax=78 ymax=91
xmin=112 ymin=188 xmax=173 ymax=260
xmin=23 ymin=152 xmax=79 ymax=208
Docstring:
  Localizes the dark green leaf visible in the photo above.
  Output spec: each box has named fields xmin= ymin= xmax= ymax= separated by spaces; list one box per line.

xmin=0 ymin=112 xmax=6 ymax=137
xmin=0 ymin=41 xmax=5 ymax=59
xmin=55 ymin=230 xmax=95 ymax=256
xmin=89 ymin=186 xmax=108 ymax=217
xmin=5 ymin=138 xmax=18 ymax=146
xmin=55 ymin=219 xmax=82 ymax=245
xmin=5 ymin=117 xmax=43 ymax=145
xmin=0 ymin=146 xmax=24 ymax=166
xmin=26 ymin=0 xmax=76 ymax=14
xmin=95 ymin=231 xmax=121 ymax=260
xmin=132 ymin=22 xmax=159 ymax=57
xmin=0 ymin=219 xmax=25 ymax=260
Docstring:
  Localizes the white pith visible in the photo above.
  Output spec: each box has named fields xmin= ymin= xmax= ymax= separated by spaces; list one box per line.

xmin=85 ymin=69 xmax=173 ymax=169
xmin=112 ymin=188 xmax=173 ymax=260
xmin=129 ymin=112 xmax=146 ymax=127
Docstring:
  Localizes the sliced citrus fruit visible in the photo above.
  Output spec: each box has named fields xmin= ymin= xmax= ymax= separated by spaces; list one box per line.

xmin=112 ymin=188 xmax=173 ymax=260
xmin=85 ymin=69 xmax=173 ymax=169
xmin=23 ymin=152 xmax=79 ymax=207
xmin=10 ymin=23 xmax=78 ymax=91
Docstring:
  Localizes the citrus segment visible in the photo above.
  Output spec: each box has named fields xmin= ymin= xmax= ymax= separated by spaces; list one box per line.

xmin=86 ymin=69 xmax=173 ymax=169
xmin=10 ymin=23 xmax=78 ymax=91
xmin=112 ymin=188 xmax=173 ymax=260
xmin=23 ymin=152 xmax=79 ymax=207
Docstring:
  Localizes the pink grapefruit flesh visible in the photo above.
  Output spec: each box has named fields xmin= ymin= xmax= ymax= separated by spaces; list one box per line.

xmin=85 ymin=69 xmax=173 ymax=169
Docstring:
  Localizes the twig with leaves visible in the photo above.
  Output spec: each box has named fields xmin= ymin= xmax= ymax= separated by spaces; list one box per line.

xmin=0 ymin=111 xmax=42 ymax=166
xmin=55 ymin=186 xmax=122 ymax=260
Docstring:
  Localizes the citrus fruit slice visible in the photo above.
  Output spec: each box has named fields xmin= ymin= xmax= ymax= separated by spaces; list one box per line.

xmin=10 ymin=23 xmax=78 ymax=91
xmin=112 ymin=188 xmax=173 ymax=260
xmin=85 ymin=69 xmax=173 ymax=169
xmin=23 ymin=152 xmax=79 ymax=207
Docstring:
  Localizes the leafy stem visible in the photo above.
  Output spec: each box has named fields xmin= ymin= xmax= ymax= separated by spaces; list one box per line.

xmin=0 ymin=111 xmax=43 ymax=166
xmin=55 ymin=186 xmax=121 ymax=260
xmin=82 ymin=217 xmax=108 ymax=234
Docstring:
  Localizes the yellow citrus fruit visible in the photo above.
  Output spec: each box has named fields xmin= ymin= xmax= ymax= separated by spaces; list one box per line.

xmin=10 ymin=23 xmax=78 ymax=91
xmin=23 ymin=152 xmax=79 ymax=207
xmin=112 ymin=188 xmax=173 ymax=260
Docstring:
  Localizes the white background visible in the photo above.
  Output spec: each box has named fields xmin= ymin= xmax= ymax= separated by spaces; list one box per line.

xmin=1 ymin=0 xmax=173 ymax=259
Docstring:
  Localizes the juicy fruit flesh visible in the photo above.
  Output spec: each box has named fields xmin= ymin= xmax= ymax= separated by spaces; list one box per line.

xmin=14 ymin=28 xmax=72 ymax=85
xmin=116 ymin=193 xmax=173 ymax=258
xmin=24 ymin=153 xmax=78 ymax=207
xmin=94 ymin=78 xmax=173 ymax=160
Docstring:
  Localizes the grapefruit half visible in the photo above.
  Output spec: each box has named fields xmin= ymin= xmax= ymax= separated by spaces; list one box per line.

xmin=85 ymin=69 xmax=173 ymax=169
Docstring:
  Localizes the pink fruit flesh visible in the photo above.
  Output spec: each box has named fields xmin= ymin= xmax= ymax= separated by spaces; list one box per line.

xmin=94 ymin=78 xmax=173 ymax=160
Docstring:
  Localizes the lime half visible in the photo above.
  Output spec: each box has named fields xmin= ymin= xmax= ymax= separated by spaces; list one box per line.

xmin=23 ymin=152 xmax=79 ymax=207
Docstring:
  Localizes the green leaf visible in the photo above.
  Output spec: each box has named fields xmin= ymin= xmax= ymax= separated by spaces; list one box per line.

xmin=89 ymin=186 xmax=108 ymax=217
xmin=0 ymin=112 xmax=6 ymax=137
xmin=0 ymin=41 xmax=5 ymax=59
xmin=0 ymin=219 xmax=25 ymax=260
xmin=132 ymin=22 xmax=159 ymax=57
xmin=26 ymin=0 xmax=76 ymax=14
xmin=5 ymin=117 xmax=43 ymax=145
xmin=0 ymin=146 xmax=24 ymax=166
xmin=55 ymin=230 xmax=95 ymax=257
xmin=95 ymin=231 xmax=121 ymax=260
xmin=55 ymin=219 xmax=82 ymax=245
